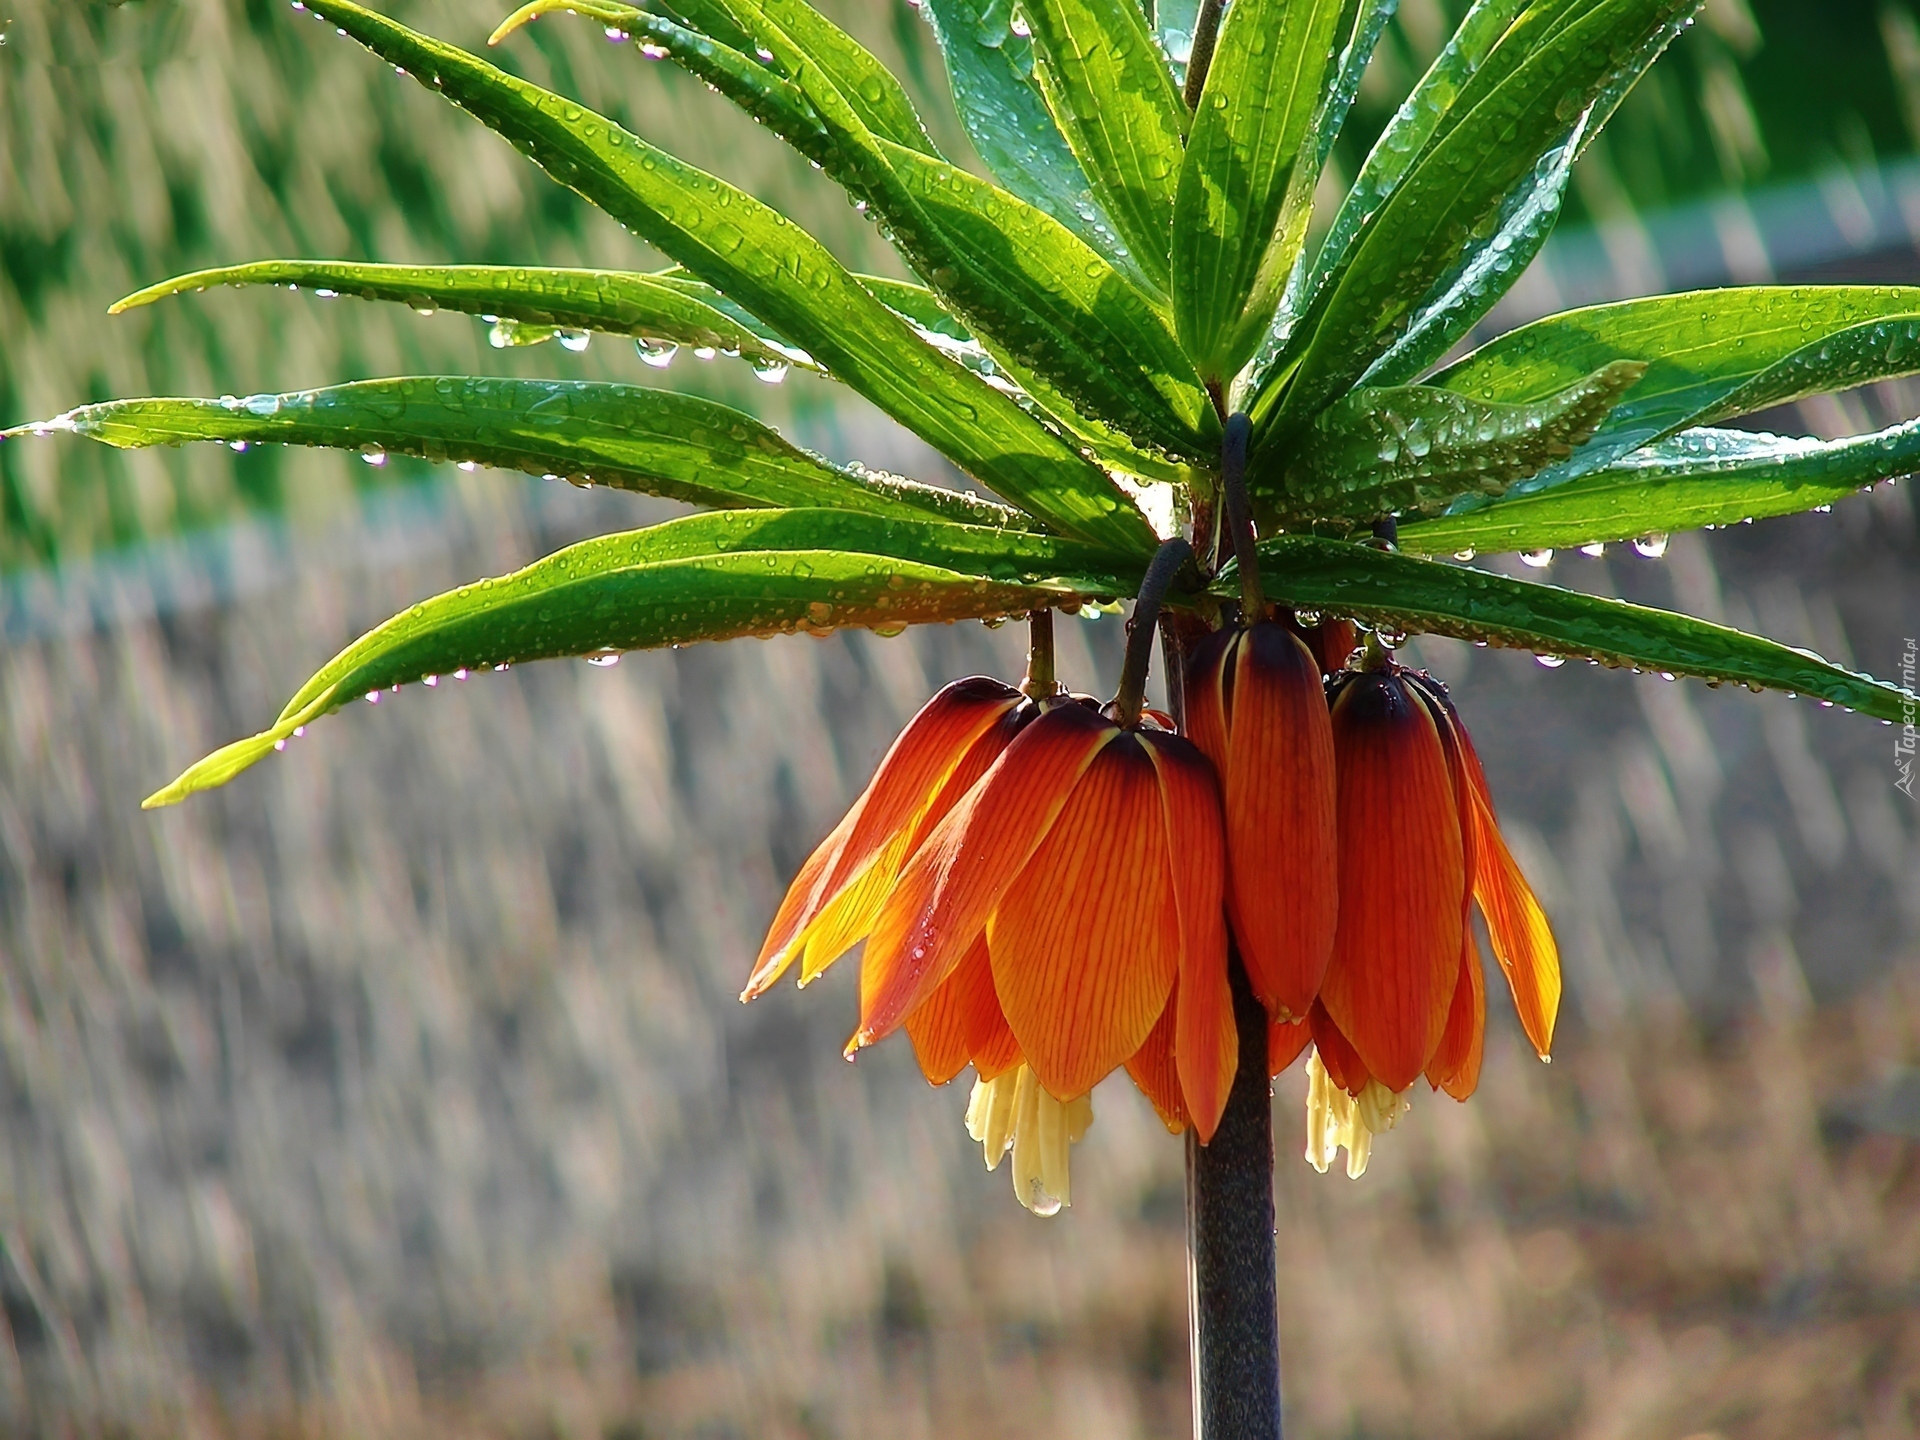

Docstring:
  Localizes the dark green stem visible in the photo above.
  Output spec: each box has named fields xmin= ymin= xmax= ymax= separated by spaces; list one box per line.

xmin=1183 ymin=0 xmax=1228 ymax=109
xmin=1222 ymin=413 xmax=1264 ymax=618
xmin=1113 ymin=538 xmax=1193 ymax=728
xmin=1023 ymin=608 xmax=1058 ymax=699
xmin=1187 ymin=953 xmax=1284 ymax=1440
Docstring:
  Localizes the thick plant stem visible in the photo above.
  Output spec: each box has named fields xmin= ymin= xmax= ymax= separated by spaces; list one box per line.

xmin=1221 ymin=412 xmax=1264 ymax=618
xmin=1023 ymin=608 xmax=1058 ymax=699
xmin=1186 ymin=953 xmax=1283 ymax=1440
xmin=1183 ymin=0 xmax=1228 ymax=109
xmin=1112 ymin=538 xmax=1193 ymax=728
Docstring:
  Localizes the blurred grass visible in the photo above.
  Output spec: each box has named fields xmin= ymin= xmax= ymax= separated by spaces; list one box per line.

xmin=0 ymin=477 xmax=1916 ymax=1437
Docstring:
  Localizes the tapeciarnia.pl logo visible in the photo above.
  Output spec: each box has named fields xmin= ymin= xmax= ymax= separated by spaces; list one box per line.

xmin=1898 ymin=638 xmax=1918 ymax=801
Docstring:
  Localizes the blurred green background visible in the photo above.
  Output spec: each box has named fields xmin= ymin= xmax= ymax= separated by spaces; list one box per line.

xmin=2 ymin=2 xmax=1919 ymax=1437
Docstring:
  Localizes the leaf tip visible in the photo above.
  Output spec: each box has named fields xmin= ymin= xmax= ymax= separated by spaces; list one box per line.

xmin=488 ymin=1 xmax=549 ymax=45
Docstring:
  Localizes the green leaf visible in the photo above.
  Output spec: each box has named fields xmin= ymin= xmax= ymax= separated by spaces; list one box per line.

xmin=507 ymin=0 xmax=1211 ymax=462
xmin=1432 ymin=285 xmax=1920 ymax=476
xmin=7 ymin=379 xmax=1029 ymax=526
xmin=141 ymin=508 xmax=1145 ymax=807
xmin=1265 ymin=0 xmax=1695 ymax=435
xmin=1025 ymin=0 xmax=1189 ymax=291
xmin=872 ymin=137 xmax=1215 ymax=459
xmin=498 ymin=0 xmax=934 ymax=152
xmin=1313 ymin=0 xmax=1400 ymax=172
xmin=1273 ymin=361 xmax=1644 ymax=522
xmin=303 ymin=0 xmax=1154 ymax=555
xmin=729 ymin=0 xmax=936 ymax=150
xmin=1397 ymin=422 xmax=1920 ymax=557
xmin=1238 ymin=536 xmax=1913 ymax=720
xmin=111 ymin=259 xmax=819 ymax=372
xmin=855 ymin=273 xmax=1201 ymax=482
xmin=1296 ymin=0 xmax=1531 ymax=332
xmin=1357 ymin=131 xmax=1577 ymax=389
xmin=1356 ymin=0 xmax=1697 ymax=389
xmin=1173 ymin=0 xmax=1350 ymax=380
xmin=919 ymin=0 xmax=1139 ymax=279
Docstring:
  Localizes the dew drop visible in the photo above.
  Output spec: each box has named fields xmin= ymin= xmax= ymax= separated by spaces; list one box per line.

xmin=1535 ymin=653 xmax=1566 ymax=668
xmin=1519 ymin=548 xmax=1553 ymax=568
xmin=636 ymin=338 xmax=678 ymax=368
xmin=1579 ymin=541 xmax=1606 ymax=557
xmin=1632 ymin=532 xmax=1670 ymax=559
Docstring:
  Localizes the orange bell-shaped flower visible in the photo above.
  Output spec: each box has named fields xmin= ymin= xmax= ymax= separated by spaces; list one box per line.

xmin=1301 ymin=659 xmax=1561 ymax=1178
xmin=852 ymin=701 xmax=1234 ymax=1166
xmin=1319 ymin=666 xmax=1466 ymax=1093
xmin=742 ymin=676 xmax=1030 ymax=1000
xmin=1185 ymin=618 xmax=1338 ymax=1029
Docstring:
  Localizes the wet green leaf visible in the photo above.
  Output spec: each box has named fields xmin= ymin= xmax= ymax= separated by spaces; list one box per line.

xmin=1173 ymin=0 xmax=1349 ymax=381
xmin=1398 ymin=422 xmax=1920 ymax=556
xmin=1274 ymin=361 xmax=1644 ymax=522
xmin=874 ymin=137 xmax=1215 ymax=459
xmin=1291 ymin=0 xmax=1531 ymax=342
xmin=7 ymin=380 xmax=1029 ymax=526
xmin=303 ymin=0 xmax=1154 ymax=554
xmin=516 ymin=0 xmax=1210 ymax=463
xmin=1239 ymin=536 xmax=1913 ymax=719
xmin=141 ymin=508 xmax=1143 ymax=807
xmin=920 ymin=0 xmax=1138 ymax=278
xmin=1025 ymin=0 xmax=1189 ymax=291
xmin=1265 ymin=0 xmax=1696 ymax=435
xmin=111 ymin=260 xmax=819 ymax=372
xmin=1433 ymin=285 xmax=1920 ymax=481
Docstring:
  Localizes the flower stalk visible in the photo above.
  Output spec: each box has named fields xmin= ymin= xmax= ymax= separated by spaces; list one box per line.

xmin=1023 ymin=608 xmax=1058 ymax=700
xmin=1112 ymin=538 xmax=1195 ymax=729
xmin=1221 ymin=412 xmax=1264 ymax=619
xmin=1184 ymin=415 xmax=1286 ymax=1440
xmin=1187 ymin=954 xmax=1284 ymax=1440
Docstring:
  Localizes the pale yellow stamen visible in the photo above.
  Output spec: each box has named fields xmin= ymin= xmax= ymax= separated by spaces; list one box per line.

xmin=965 ymin=1065 xmax=1093 ymax=1216
xmin=1304 ymin=1049 xmax=1409 ymax=1180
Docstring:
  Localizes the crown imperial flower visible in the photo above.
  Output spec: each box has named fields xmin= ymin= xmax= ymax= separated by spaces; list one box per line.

xmin=1302 ymin=659 xmax=1561 ymax=1177
xmin=1185 ymin=617 xmax=1339 ymax=1030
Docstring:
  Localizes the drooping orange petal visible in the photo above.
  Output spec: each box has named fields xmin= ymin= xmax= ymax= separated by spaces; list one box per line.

xmin=967 ymin=979 xmax=1023 ymax=1082
xmin=1142 ymin=730 xmax=1234 ymax=1143
xmin=743 ymin=806 xmax=852 ymax=998
xmin=1425 ymin=928 xmax=1487 ymax=1100
xmin=988 ymin=733 xmax=1180 ymax=1100
xmin=1420 ymin=683 xmax=1562 ymax=1060
xmin=1222 ymin=623 xmax=1337 ymax=1022
xmin=907 ymin=932 xmax=1000 ymax=1085
xmin=1414 ymin=677 xmax=1485 ymax=1091
xmin=747 ymin=677 xmax=1019 ymax=996
xmin=1269 ymin=1015 xmax=1312 ymax=1076
xmin=1319 ymin=672 xmax=1464 ymax=1092
xmin=854 ymin=704 xmax=1116 ymax=1051
xmin=1183 ymin=627 xmax=1233 ymax=773
xmin=795 ymin=701 xmax=1032 ymax=987
xmin=1308 ymin=999 xmax=1371 ymax=1096
xmin=1463 ymin=760 xmax=1561 ymax=1060
xmin=1125 ymin=997 xmax=1188 ymax=1134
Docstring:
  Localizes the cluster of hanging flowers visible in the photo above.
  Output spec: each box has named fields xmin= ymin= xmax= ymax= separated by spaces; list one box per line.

xmin=743 ymin=447 xmax=1561 ymax=1213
